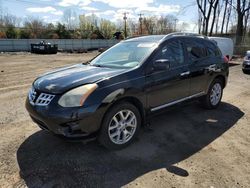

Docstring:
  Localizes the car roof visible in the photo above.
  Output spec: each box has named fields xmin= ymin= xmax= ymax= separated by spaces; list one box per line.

xmin=124 ymin=35 xmax=166 ymax=43
xmin=124 ymin=33 xmax=211 ymax=44
xmin=209 ymin=36 xmax=233 ymax=41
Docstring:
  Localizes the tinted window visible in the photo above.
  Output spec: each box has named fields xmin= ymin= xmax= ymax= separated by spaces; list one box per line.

xmin=205 ymin=41 xmax=221 ymax=57
xmin=156 ymin=40 xmax=184 ymax=66
xmin=185 ymin=39 xmax=207 ymax=61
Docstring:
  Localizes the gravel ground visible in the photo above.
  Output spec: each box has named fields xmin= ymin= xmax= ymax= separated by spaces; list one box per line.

xmin=0 ymin=53 xmax=249 ymax=188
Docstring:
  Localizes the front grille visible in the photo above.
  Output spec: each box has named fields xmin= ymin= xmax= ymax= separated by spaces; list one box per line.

xmin=245 ymin=65 xmax=250 ymax=68
xmin=36 ymin=93 xmax=55 ymax=106
xmin=28 ymin=87 xmax=55 ymax=106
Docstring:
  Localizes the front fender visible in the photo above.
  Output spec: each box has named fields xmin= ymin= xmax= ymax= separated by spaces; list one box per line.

xmin=102 ymin=89 xmax=125 ymax=103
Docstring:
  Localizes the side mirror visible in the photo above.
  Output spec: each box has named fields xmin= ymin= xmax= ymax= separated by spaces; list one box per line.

xmin=153 ymin=59 xmax=170 ymax=71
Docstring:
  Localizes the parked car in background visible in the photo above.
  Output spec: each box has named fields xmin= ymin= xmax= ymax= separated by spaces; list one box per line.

xmin=26 ymin=33 xmax=229 ymax=150
xmin=242 ymin=50 xmax=250 ymax=74
xmin=209 ymin=37 xmax=234 ymax=61
xmin=31 ymin=41 xmax=58 ymax=54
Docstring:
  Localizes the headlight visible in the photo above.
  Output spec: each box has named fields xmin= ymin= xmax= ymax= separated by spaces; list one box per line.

xmin=58 ymin=83 xmax=98 ymax=107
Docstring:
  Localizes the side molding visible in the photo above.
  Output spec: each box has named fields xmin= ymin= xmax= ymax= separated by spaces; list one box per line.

xmin=151 ymin=92 xmax=205 ymax=112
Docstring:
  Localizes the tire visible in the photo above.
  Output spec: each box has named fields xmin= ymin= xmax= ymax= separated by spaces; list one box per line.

xmin=98 ymin=102 xmax=141 ymax=150
xmin=243 ymin=70 xmax=250 ymax=74
xmin=200 ymin=78 xmax=223 ymax=109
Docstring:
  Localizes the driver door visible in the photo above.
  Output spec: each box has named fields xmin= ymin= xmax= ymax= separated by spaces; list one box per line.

xmin=145 ymin=39 xmax=190 ymax=111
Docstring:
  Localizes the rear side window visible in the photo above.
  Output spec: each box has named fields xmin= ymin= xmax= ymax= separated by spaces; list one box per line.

xmin=184 ymin=39 xmax=207 ymax=61
xmin=205 ymin=41 xmax=221 ymax=57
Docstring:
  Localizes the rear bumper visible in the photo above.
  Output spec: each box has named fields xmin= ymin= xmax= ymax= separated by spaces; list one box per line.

xmin=25 ymin=97 xmax=107 ymax=140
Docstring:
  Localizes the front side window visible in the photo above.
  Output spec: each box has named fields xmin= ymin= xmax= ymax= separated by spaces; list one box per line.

xmin=90 ymin=41 xmax=157 ymax=68
xmin=156 ymin=40 xmax=185 ymax=66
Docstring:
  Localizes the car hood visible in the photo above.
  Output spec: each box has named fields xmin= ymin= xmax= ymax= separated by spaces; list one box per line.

xmin=33 ymin=64 xmax=126 ymax=94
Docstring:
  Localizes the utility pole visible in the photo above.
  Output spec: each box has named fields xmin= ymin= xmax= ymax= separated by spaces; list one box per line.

xmin=138 ymin=13 xmax=144 ymax=35
xmin=123 ymin=12 xmax=128 ymax=38
xmin=91 ymin=11 xmax=97 ymax=32
xmin=174 ymin=18 xmax=178 ymax=31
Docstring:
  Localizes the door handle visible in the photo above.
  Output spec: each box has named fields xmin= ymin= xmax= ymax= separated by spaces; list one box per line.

xmin=207 ymin=64 xmax=216 ymax=71
xmin=180 ymin=71 xmax=190 ymax=76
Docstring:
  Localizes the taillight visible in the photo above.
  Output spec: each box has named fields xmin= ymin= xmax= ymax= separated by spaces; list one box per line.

xmin=223 ymin=56 xmax=229 ymax=63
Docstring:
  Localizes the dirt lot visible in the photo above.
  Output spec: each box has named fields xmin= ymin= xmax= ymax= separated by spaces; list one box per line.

xmin=0 ymin=53 xmax=249 ymax=188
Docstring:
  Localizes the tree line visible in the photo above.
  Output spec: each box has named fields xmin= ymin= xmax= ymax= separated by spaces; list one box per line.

xmin=197 ymin=0 xmax=250 ymax=44
xmin=0 ymin=10 xmax=179 ymax=40
xmin=0 ymin=0 xmax=249 ymax=43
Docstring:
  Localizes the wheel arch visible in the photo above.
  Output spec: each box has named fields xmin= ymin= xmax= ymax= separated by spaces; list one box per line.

xmin=214 ymin=75 xmax=226 ymax=88
xmin=205 ymin=74 xmax=226 ymax=94
xmin=100 ymin=96 xmax=146 ymax=129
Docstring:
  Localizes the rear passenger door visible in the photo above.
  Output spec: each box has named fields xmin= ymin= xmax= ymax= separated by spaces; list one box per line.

xmin=182 ymin=38 xmax=218 ymax=95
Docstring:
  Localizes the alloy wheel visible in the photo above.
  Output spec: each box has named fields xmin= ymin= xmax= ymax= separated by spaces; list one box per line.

xmin=108 ymin=109 xmax=137 ymax=145
xmin=210 ymin=83 xmax=222 ymax=106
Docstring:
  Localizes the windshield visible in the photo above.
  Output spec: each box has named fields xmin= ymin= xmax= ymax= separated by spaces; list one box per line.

xmin=90 ymin=41 xmax=157 ymax=68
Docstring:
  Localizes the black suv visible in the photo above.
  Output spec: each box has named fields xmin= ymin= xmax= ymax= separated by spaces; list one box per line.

xmin=26 ymin=33 xmax=229 ymax=150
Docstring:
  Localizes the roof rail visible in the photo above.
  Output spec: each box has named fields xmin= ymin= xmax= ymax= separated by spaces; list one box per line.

xmin=161 ymin=32 xmax=208 ymax=42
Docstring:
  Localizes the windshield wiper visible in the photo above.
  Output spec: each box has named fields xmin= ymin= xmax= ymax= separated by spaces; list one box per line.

xmin=84 ymin=61 xmax=91 ymax=65
xmin=91 ymin=64 xmax=105 ymax=67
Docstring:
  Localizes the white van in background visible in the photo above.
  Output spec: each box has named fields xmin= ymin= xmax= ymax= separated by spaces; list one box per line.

xmin=209 ymin=37 xmax=234 ymax=60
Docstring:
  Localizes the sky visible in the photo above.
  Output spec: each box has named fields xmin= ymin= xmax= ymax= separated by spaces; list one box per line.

xmin=0 ymin=0 xmax=198 ymax=31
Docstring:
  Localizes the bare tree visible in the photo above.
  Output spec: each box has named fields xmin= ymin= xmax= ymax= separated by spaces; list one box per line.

xmin=227 ymin=0 xmax=250 ymax=43
xmin=221 ymin=0 xmax=229 ymax=34
xmin=127 ymin=19 xmax=137 ymax=36
xmin=236 ymin=0 xmax=249 ymax=43
xmin=99 ymin=19 xmax=116 ymax=39
xmin=198 ymin=7 xmax=203 ymax=34
xmin=196 ymin=0 xmax=219 ymax=36
xmin=243 ymin=1 xmax=250 ymax=35
xmin=157 ymin=16 xmax=168 ymax=34
xmin=63 ymin=9 xmax=78 ymax=30
xmin=215 ymin=0 xmax=223 ymax=34
xmin=24 ymin=18 xmax=44 ymax=38
xmin=226 ymin=0 xmax=233 ymax=33
xmin=79 ymin=14 xmax=100 ymax=38
xmin=209 ymin=0 xmax=219 ymax=35
xmin=143 ymin=16 xmax=156 ymax=35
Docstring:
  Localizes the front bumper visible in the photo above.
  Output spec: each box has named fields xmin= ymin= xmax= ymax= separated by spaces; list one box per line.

xmin=25 ymin=97 xmax=107 ymax=140
xmin=242 ymin=61 xmax=250 ymax=71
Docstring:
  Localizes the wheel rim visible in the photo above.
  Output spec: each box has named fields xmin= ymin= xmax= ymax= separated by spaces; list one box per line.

xmin=108 ymin=109 xmax=137 ymax=145
xmin=210 ymin=83 xmax=222 ymax=106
